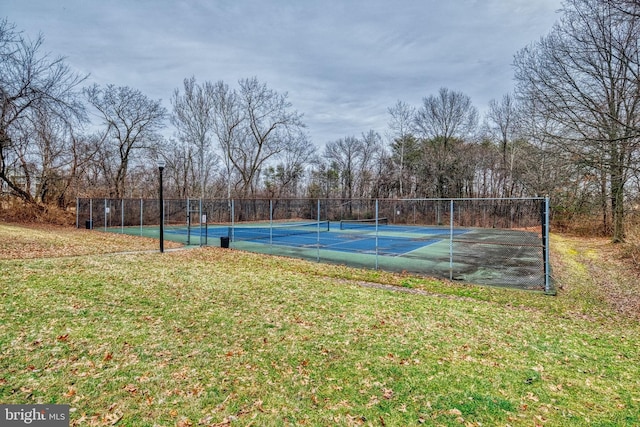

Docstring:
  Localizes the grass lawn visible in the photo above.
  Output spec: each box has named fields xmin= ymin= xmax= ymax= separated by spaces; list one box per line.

xmin=1 ymin=223 xmax=639 ymax=426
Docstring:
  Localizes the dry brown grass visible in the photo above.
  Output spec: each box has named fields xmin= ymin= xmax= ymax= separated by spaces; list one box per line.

xmin=552 ymin=215 xmax=610 ymax=237
xmin=620 ymin=220 xmax=640 ymax=269
xmin=0 ymin=199 xmax=75 ymax=226
xmin=2 ymin=224 xmax=640 ymax=426
xmin=555 ymin=234 xmax=640 ymax=321
xmin=0 ymin=222 xmax=183 ymax=259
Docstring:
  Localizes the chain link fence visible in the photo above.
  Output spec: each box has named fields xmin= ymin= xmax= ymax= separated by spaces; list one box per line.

xmin=77 ymin=197 xmax=552 ymax=293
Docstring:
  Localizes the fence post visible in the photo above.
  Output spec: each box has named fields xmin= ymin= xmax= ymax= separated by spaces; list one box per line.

xmin=230 ymin=199 xmax=235 ymax=243
xmin=121 ymin=199 xmax=124 ymax=233
xmin=544 ymin=196 xmax=554 ymax=295
xmin=317 ymin=199 xmax=321 ymax=262
xmin=140 ymin=199 xmax=143 ymax=236
xmin=199 ymin=198 xmax=203 ymax=247
xmin=375 ymin=199 xmax=379 ymax=270
xmin=449 ymin=199 xmax=454 ymax=281
xmin=269 ymin=199 xmax=273 ymax=247
xmin=186 ymin=199 xmax=191 ymax=245
xmin=76 ymin=198 xmax=79 ymax=228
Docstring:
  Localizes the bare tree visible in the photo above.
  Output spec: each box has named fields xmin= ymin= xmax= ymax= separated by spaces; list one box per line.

xmin=324 ymin=136 xmax=363 ymax=209
xmin=232 ymin=77 xmax=306 ymax=197
xmin=85 ymin=84 xmax=166 ymax=198
xmin=162 ymin=140 xmax=197 ymax=199
xmin=414 ymin=87 xmax=479 ymax=197
xmin=514 ymin=0 xmax=640 ymax=242
xmin=171 ymin=77 xmax=219 ymax=199
xmin=484 ymin=94 xmax=521 ymax=197
xmin=387 ymin=100 xmax=416 ymax=197
xmin=357 ymin=130 xmax=385 ymax=198
xmin=264 ymin=131 xmax=316 ymax=198
xmin=0 ymin=19 xmax=86 ymax=204
xmin=609 ymin=0 xmax=640 ymax=18
xmin=29 ymin=109 xmax=99 ymax=207
xmin=210 ymin=80 xmax=243 ymax=199
xmin=415 ymin=87 xmax=478 ymax=149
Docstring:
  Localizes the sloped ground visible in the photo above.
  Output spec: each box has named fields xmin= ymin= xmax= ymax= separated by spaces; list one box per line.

xmin=552 ymin=235 xmax=640 ymax=321
xmin=0 ymin=223 xmax=183 ymax=259
xmin=1 ymin=222 xmax=639 ymax=426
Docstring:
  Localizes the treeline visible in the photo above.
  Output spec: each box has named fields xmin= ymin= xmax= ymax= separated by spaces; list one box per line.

xmin=2 ymin=0 xmax=640 ymax=241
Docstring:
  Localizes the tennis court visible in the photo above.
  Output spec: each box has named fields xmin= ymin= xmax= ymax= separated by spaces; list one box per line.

xmin=79 ymin=197 xmax=552 ymax=293
xmin=158 ymin=219 xmax=546 ymax=292
xmin=112 ymin=222 xmax=439 ymax=256
xmin=178 ymin=220 xmax=458 ymax=256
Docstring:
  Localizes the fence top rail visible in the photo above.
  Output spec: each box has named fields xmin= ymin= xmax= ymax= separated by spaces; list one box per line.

xmin=375 ymin=197 xmax=547 ymax=202
xmin=77 ymin=197 xmax=548 ymax=202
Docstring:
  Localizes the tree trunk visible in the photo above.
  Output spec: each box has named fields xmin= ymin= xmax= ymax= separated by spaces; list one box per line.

xmin=611 ymin=165 xmax=625 ymax=243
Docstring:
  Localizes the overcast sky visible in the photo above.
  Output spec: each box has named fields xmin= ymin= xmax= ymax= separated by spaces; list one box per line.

xmin=4 ymin=0 xmax=562 ymax=147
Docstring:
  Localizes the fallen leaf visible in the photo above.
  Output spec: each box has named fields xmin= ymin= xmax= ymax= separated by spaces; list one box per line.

xmin=123 ymin=384 xmax=137 ymax=394
xmin=382 ymin=388 xmax=394 ymax=399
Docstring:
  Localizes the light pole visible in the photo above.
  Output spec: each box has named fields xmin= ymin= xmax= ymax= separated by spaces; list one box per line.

xmin=157 ymin=159 xmax=166 ymax=253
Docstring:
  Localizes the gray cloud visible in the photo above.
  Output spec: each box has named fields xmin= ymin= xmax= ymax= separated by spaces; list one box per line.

xmin=4 ymin=0 xmax=561 ymax=146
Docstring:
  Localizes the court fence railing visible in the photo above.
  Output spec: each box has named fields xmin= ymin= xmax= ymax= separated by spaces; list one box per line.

xmin=76 ymin=197 xmax=553 ymax=294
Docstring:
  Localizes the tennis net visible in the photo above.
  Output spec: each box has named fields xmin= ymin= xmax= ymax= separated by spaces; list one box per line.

xmin=339 ymin=217 xmax=388 ymax=230
xmin=230 ymin=220 xmax=330 ymax=242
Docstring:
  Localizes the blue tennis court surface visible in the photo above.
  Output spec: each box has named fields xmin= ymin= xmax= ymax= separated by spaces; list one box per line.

xmin=283 ymin=233 xmax=442 ymax=256
xmin=166 ymin=222 xmax=467 ymax=256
